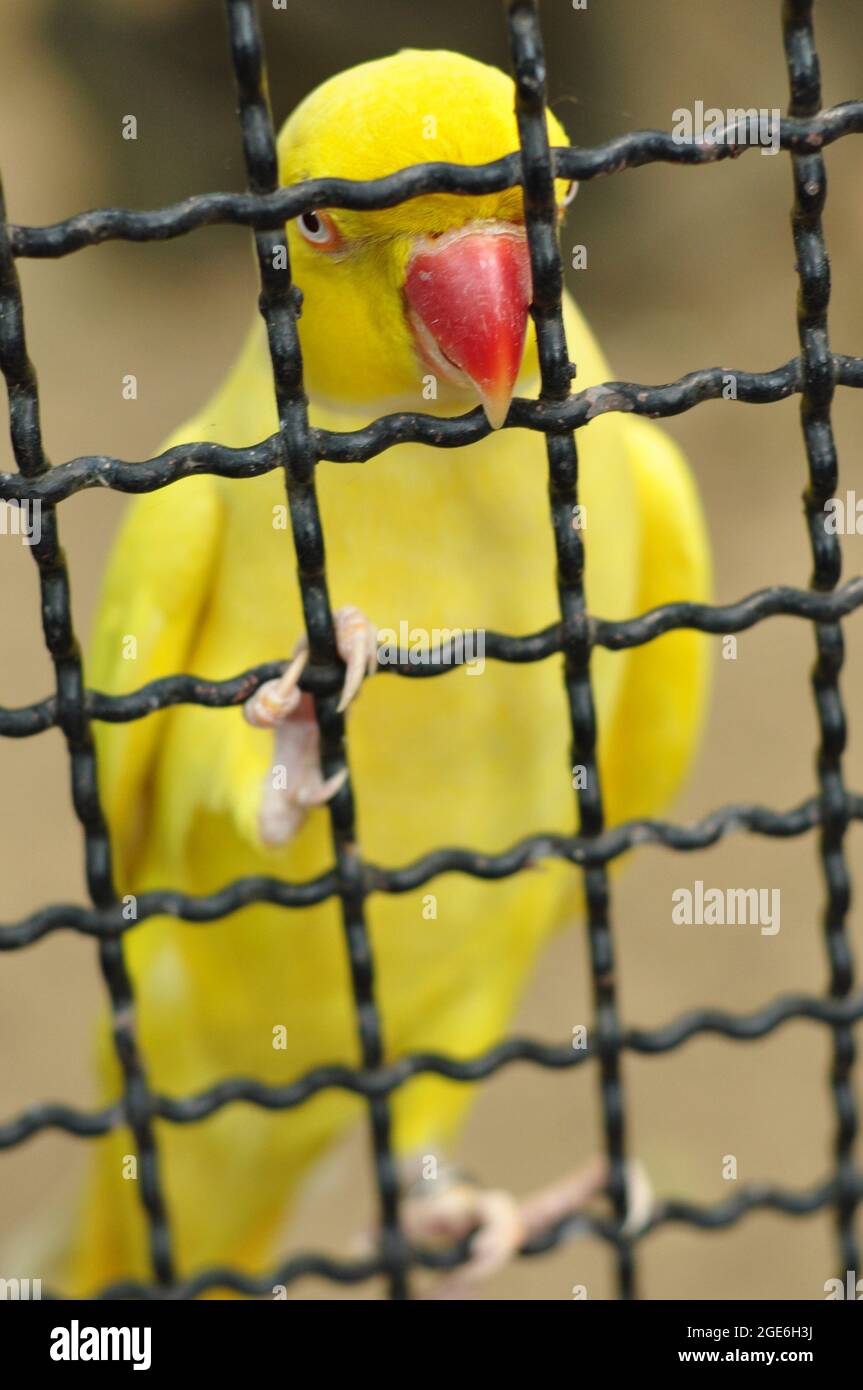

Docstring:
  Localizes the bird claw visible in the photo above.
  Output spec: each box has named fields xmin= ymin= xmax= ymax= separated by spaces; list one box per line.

xmin=620 ymin=1159 xmax=654 ymax=1237
xmin=332 ymin=605 xmax=379 ymax=713
xmin=243 ymin=605 xmax=377 ymax=730
xmin=295 ymin=766 xmax=348 ymax=808
xmin=398 ymin=1153 xmax=654 ymax=1298
xmin=243 ymin=648 xmax=309 ymax=730
xmin=242 ymin=607 xmax=376 ymax=848
xmin=400 ymin=1173 xmax=526 ymax=1301
xmin=518 ymin=1153 xmax=655 ymax=1242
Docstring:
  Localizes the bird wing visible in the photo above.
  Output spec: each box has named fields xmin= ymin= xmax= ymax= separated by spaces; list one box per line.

xmin=87 ymin=472 xmax=225 ymax=885
xmin=600 ymin=412 xmax=712 ymax=825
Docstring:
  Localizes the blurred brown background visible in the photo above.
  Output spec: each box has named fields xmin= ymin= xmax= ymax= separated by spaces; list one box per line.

xmin=1 ymin=0 xmax=862 ymax=1300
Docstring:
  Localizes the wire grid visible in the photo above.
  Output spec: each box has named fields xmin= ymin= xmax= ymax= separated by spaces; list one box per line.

xmin=0 ymin=0 xmax=862 ymax=1301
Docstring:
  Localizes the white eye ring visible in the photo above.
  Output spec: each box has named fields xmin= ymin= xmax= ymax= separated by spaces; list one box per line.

xmin=296 ymin=210 xmax=337 ymax=246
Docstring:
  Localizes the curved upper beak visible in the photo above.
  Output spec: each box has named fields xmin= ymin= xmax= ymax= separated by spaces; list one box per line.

xmin=404 ymin=223 xmax=532 ymax=429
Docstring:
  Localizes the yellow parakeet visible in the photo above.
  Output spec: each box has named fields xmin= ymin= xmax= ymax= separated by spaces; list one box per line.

xmin=65 ymin=49 xmax=710 ymax=1296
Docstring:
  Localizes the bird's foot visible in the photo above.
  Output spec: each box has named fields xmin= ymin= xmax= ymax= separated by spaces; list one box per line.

xmin=517 ymin=1153 xmax=654 ymax=1242
xmin=400 ymin=1154 xmax=653 ymax=1299
xmin=243 ymin=605 xmax=377 ymax=847
xmin=244 ymin=604 xmax=378 ymax=728
xmin=400 ymin=1166 xmax=525 ymax=1301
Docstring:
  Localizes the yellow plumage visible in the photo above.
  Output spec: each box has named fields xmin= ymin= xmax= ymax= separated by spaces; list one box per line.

xmin=67 ymin=50 xmax=709 ymax=1293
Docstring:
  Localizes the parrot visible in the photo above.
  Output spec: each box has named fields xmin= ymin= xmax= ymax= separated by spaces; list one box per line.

xmin=60 ymin=48 xmax=710 ymax=1298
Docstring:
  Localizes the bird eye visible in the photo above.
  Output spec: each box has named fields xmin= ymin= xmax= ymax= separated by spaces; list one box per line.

xmin=295 ymin=210 xmax=340 ymax=248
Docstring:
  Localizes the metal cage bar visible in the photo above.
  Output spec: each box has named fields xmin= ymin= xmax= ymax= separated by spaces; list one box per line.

xmin=509 ymin=0 xmax=633 ymax=1297
xmin=225 ymin=0 xmax=407 ymax=1300
xmin=0 ymin=166 xmax=175 ymax=1288
xmin=783 ymin=0 xmax=860 ymax=1277
xmin=0 ymin=0 xmax=861 ymax=1299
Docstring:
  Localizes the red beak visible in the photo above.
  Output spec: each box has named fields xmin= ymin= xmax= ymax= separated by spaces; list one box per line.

xmin=405 ymin=223 xmax=532 ymax=429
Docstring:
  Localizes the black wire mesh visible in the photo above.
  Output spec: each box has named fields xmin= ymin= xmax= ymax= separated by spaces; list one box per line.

xmin=0 ymin=0 xmax=861 ymax=1300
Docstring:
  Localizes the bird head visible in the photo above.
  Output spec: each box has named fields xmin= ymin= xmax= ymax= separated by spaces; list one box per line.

xmin=277 ymin=50 xmax=573 ymax=428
